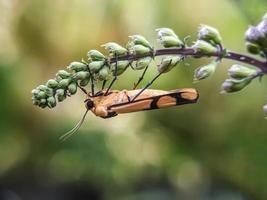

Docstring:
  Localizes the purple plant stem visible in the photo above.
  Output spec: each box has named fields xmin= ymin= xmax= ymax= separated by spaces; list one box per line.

xmin=110 ymin=48 xmax=267 ymax=73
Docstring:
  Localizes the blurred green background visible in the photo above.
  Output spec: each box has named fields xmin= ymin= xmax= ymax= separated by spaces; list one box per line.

xmin=0 ymin=0 xmax=267 ymax=199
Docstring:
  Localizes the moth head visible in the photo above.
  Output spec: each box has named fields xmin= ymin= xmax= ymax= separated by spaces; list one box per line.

xmin=85 ymin=98 xmax=94 ymax=110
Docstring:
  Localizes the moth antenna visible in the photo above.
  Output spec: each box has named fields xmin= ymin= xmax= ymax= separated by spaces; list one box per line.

xmin=59 ymin=109 xmax=89 ymax=141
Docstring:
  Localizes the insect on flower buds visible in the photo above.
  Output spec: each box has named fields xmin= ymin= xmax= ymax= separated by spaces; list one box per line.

xmin=192 ymin=40 xmax=218 ymax=54
xmin=193 ymin=60 xmax=219 ymax=81
xmin=228 ymin=64 xmax=257 ymax=79
xmin=221 ymin=78 xmax=252 ymax=93
xmin=198 ymin=24 xmax=222 ymax=45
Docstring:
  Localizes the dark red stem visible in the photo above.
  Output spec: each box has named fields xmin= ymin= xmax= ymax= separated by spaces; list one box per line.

xmin=110 ymin=48 xmax=267 ymax=73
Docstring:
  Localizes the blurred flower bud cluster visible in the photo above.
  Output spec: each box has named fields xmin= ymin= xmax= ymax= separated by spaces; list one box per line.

xmin=245 ymin=12 xmax=267 ymax=56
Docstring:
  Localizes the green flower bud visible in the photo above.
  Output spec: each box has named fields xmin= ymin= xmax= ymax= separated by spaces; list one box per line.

xmin=111 ymin=60 xmax=130 ymax=75
xmin=44 ymin=87 xmax=54 ymax=97
xmin=47 ymin=96 xmax=57 ymax=108
xmin=198 ymin=24 xmax=222 ymax=45
xmin=128 ymin=35 xmax=152 ymax=49
xmin=79 ymin=78 xmax=90 ymax=87
xmin=73 ymin=71 xmax=90 ymax=81
xmin=228 ymin=64 xmax=257 ymax=79
xmin=67 ymin=62 xmax=87 ymax=72
xmin=37 ymin=85 xmax=48 ymax=91
xmin=88 ymin=60 xmax=105 ymax=73
xmin=68 ymin=82 xmax=77 ymax=95
xmin=192 ymin=40 xmax=218 ymax=54
xmin=101 ymin=42 xmax=127 ymax=56
xmin=37 ymin=91 xmax=47 ymax=99
xmin=56 ymin=89 xmax=66 ymax=102
xmin=157 ymin=56 xmax=181 ymax=73
xmin=156 ymin=28 xmax=178 ymax=38
xmin=87 ymin=50 xmax=106 ymax=61
xmin=263 ymin=104 xmax=267 ymax=116
xmin=158 ymin=36 xmax=184 ymax=48
xmin=58 ymin=78 xmax=71 ymax=89
xmin=193 ymin=60 xmax=219 ymax=81
xmin=56 ymin=70 xmax=71 ymax=79
xmin=32 ymin=97 xmax=40 ymax=106
xmin=135 ymin=57 xmax=152 ymax=70
xmin=97 ymin=66 xmax=111 ymax=81
xmin=221 ymin=78 xmax=252 ymax=93
xmin=129 ymin=45 xmax=151 ymax=56
xmin=246 ymin=42 xmax=261 ymax=54
xmin=31 ymin=89 xmax=40 ymax=96
xmin=46 ymin=79 xmax=58 ymax=88
xmin=39 ymin=99 xmax=47 ymax=108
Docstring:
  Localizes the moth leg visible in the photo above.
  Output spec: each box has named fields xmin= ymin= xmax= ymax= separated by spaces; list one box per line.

xmin=77 ymin=85 xmax=88 ymax=95
xmin=105 ymin=53 xmax=118 ymax=96
xmin=101 ymin=80 xmax=107 ymax=90
xmin=133 ymin=65 xmax=149 ymax=89
xmin=131 ymin=72 xmax=163 ymax=102
xmin=123 ymin=90 xmax=131 ymax=102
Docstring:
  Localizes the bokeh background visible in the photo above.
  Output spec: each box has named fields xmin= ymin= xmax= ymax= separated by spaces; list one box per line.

xmin=0 ymin=0 xmax=267 ymax=199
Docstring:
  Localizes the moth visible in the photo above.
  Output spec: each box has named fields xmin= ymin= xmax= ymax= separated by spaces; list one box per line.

xmin=60 ymin=88 xmax=199 ymax=140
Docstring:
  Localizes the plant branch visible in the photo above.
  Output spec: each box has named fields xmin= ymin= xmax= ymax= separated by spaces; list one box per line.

xmin=110 ymin=48 xmax=267 ymax=73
